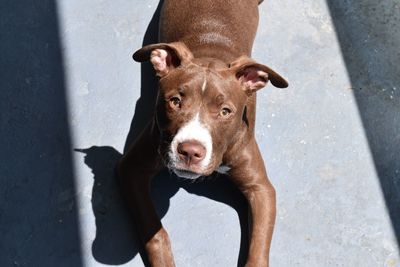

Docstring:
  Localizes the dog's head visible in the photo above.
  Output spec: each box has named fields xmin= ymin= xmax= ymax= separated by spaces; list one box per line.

xmin=133 ymin=42 xmax=288 ymax=179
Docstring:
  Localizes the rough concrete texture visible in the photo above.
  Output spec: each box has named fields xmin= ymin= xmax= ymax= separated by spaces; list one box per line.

xmin=1 ymin=0 xmax=399 ymax=266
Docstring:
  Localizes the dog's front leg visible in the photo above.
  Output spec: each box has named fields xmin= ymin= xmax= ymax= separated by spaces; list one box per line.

xmin=117 ymin=122 xmax=175 ymax=267
xmin=229 ymin=139 xmax=276 ymax=267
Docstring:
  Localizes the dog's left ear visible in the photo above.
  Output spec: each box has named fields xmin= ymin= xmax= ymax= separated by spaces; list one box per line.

xmin=132 ymin=42 xmax=193 ymax=77
xmin=229 ymin=56 xmax=288 ymax=95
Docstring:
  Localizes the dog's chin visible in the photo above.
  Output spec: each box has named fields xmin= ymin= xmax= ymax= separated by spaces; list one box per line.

xmin=172 ymin=168 xmax=202 ymax=179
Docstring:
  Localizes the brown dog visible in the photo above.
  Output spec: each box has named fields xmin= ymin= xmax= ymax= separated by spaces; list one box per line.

xmin=117 ymin=0 xmax=288 ymax=266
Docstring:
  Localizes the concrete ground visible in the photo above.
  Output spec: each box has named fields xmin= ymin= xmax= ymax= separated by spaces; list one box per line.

xmin=1 ymin=0 xmax=399 ymax=266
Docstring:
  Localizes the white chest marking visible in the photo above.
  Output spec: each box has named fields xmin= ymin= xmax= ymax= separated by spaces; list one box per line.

xmin=216 ymin=165 xmax=231 ymax=174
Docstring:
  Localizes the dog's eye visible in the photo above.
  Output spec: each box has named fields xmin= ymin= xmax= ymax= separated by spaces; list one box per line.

xmin=169 ymin=97 xmax=181 ymax=108
xmin=220 ymin=107 xmax=232 ymax=117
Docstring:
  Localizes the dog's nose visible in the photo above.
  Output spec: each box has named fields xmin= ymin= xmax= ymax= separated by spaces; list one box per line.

xmin=177 ymin=141 xmax=206 ymax=165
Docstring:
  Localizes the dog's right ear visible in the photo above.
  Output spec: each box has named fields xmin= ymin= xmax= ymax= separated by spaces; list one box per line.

xmin=133 ymin=42 xmax=194 ymax=77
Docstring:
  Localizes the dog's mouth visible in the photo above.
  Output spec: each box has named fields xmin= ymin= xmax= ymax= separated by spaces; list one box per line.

xmin=172 ymin=168 xmax=202 ymax=179
xmin=160 ymin=147 xmax=211 ymax=179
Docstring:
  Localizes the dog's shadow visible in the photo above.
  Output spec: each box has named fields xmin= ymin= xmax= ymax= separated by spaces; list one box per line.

xmin=75 ymin=0 xmax=248 ymax=266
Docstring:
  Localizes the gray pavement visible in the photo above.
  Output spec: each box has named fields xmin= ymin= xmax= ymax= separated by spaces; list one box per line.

xmin=1 ymin=0 xmax=399 ymax=266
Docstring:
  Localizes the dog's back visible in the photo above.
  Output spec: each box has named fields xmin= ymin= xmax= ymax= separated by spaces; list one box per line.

xmin=159 ymin=0 xmax=260 ymax=61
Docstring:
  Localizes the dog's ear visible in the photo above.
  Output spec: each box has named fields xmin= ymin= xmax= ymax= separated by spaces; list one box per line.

xmin=133 ymin=42 xmax=194 ymax=77
xmin=229 ymin=56 xmax=288 ymax=95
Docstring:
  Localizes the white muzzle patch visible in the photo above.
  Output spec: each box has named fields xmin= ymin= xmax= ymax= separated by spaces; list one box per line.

xmin=169 ymin=113 xmax=213 ymax=179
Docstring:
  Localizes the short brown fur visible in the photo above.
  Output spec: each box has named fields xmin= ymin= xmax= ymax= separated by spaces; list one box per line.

xmin=117 ymin=0 xmax=288 ymax=266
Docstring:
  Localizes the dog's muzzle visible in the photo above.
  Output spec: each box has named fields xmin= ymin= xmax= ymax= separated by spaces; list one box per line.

xmin=168 ymin=114 xmax=213 ymax=179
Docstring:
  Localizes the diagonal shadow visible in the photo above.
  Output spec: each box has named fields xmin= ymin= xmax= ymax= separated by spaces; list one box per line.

xmin=0 ymin=1 xmax=83 ymax=266
xmin=326 ymin=0 xmax=400 ymax=247
xmin=76 ymin=0 xmax=249 ymax=265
